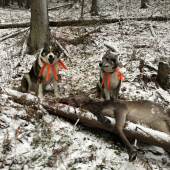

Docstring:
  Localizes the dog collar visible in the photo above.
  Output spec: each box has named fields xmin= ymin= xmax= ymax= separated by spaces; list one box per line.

xmin=101 ymin=67 xmax=125 ymax=90
xmin=38 ymin=59 xmax=67 ymax=81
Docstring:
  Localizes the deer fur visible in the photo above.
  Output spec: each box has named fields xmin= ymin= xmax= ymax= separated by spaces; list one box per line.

xmin=61 ymin=94 xmax=170 ymax=162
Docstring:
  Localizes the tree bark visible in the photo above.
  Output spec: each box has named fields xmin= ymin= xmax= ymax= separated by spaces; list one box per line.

xmin=141 ymin=0 xmax=150 ymax=8
xmin=3 ymin=88 xmax=170 ymax=151
xmin=18 ymin=0 xmax=23 ymax=8
xmin=0 ymin=0 xmax=5 ymax=8
xmin=25 ymin=0 xmax=31 ymax=9
xmin=27 ymin=0 xmax=50 ymax=54
xmin=5 ymin=0 xmax=10 ymax=6
xmin=90 ymin=0 xmax=99 ymax=16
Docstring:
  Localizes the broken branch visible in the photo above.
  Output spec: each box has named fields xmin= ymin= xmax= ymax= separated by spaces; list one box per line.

xmin=0 ymin=28 xmax=29 ymax=42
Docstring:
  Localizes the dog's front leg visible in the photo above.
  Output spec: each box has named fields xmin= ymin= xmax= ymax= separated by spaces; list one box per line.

xmin=38 ymin=83 xmax=43 ymax=98
xmin=52 ymin=78 xmax=61 ymax=99
xmin=104 ymin=89 xmax=110 ymax=100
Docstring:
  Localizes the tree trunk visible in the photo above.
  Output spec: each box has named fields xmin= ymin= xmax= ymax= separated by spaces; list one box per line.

xmin=26 ymin=0 xmax=31 ymax=9
xmin=141 ymin=0 xmax=150 ymax=8
xmin=90 ymin=0 xmax=99 ymax=16
xmin=0 ymin=0 xmax=5 ymax=7
xmin=5 ymin=0 xmax=10 ymax=6
xmin=27 ymin=0 xmax=50 ymax=54
xmin=18 ymin=0 xmax=23 ymax=8
xmin=157 ymin=62 xmax=170 ymax=90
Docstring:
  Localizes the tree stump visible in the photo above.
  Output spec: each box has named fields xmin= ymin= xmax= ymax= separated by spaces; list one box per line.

xmin=157 ymin=62 xmax=170 ymax=90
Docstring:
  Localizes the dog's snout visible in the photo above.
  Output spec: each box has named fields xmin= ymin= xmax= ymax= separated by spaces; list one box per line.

xmin=99 ymin=63 xmax=102 ymax=67
xmin=49 ymin=55 xmax=53 ymax=59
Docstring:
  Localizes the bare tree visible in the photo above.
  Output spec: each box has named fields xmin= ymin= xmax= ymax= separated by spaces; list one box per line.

xmin=141 ymin=0 xmax=150 ymax=8
xmin=0 ymin=0 xmax=5 ymax=7
xmin=26 ymin=0 xmax=31 ymax=9
xmin=18 ymin=0 xmax=23 ymax=8
xmin=90 ymin=0 xmax=99 ymax=16
xmin=27 ymin=0 xmax=50 ymax=54
xmin=5 ymin=0 xmax=10 ymax=6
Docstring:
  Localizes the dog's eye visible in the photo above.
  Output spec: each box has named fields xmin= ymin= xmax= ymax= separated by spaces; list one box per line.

xmin=52 ymin=50 xmax=59 ymax=55
xmin=111 ymin=59 xmax=115 ymax=63
xmin=106 ymin=58 xmax=109 ymax=61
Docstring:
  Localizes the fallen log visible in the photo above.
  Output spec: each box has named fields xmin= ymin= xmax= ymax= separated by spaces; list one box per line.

xmin=0 ymin=16 xmax=170 ymax=29
xmin=48 ymin=3 xmax=73 ymax=11
xmin=2 ymin=88 xmax=170 ymax=151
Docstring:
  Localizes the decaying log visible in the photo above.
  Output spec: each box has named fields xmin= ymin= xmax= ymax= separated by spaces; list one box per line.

xmin=0 ymin=22 xmax=30 ymax=29
xmin=0 ymin=16 xmax=170 ymax=29
xmin=157 ymin=62 xmax=170 ymax=90
xmin=2 ymin=88 xmax=170 ymax=151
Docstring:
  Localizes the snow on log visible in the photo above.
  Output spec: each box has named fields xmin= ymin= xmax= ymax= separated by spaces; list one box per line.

xmin=3 ymin=88 xmax=170 ymax=151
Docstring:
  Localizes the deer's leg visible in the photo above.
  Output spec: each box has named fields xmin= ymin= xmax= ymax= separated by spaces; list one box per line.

xmin=115 ymin=110 xmax=137 ymax=162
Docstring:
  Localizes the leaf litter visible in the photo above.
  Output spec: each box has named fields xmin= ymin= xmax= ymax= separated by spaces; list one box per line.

xmin=0 ymin=0 xmax=170 ymax=169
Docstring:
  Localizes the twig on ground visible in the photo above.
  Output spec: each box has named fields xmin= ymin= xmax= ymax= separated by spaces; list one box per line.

xmin=54 ymin=38 xmax=72 ymax=63
xmin=72 ymin=118 xmax=80 ymax=132
xmin=138 ymin=155 xmax=153 ymax=170
xmin=0 ymin=28 xmax=29 ymax=42
xmin=149 ymin=23 xmax=157 ymax=37
xmin=136 ymin=126 xmax=160 ymax=143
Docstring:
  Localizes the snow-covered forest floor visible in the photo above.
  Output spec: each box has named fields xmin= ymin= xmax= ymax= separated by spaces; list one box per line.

xmin=0 ymin=0 xmax=170 ymax=169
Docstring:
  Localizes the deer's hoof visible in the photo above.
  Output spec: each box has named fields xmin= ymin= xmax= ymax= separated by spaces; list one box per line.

xmin=103 ymin=118 xmax=111 ymax=125
xmin=129 ymin=151 xmax=137 ymax=162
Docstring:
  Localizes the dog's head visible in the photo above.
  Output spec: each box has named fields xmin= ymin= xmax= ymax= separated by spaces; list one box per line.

xmin=99 ymin=50 xmax=119 ymax=72
xmin=41 ymin=42 xmax=62 ymax=64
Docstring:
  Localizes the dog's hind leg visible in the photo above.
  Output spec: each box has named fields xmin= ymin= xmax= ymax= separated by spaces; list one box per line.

xmin=22 ymin=74 xmax=36 ymax=95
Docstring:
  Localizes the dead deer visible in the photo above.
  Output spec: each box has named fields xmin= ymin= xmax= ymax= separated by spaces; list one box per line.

xmin=60 ymin=94 xmax=170 ymax=162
